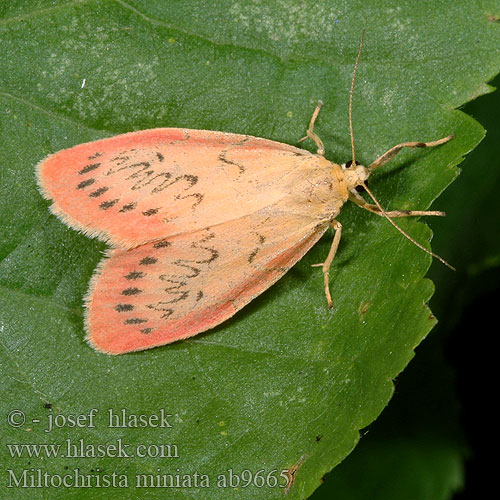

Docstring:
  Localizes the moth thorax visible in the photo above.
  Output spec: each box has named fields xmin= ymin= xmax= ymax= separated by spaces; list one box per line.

xmin=341 ymin=163 xmax=370 ymax=190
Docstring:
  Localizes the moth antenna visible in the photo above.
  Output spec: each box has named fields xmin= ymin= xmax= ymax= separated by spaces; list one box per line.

xmin=349 ymin=30 xmax=365 ymax=166
xmin=361 ymin=182 xmax=455 ymax=270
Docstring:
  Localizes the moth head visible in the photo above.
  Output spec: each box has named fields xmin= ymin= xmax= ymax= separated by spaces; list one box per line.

xmin=341 ymin=159 xmax=370 ymax=192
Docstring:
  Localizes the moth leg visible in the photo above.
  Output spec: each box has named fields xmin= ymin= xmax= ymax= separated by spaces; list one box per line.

xmin=312 ymin=220 xmax=342 ymax=308
xmin=368 ymin=134 xmax=454 ymax=171
xmin=349 ymin=191 xmax=446 ymax=217
xmin=298 ymin=100 xmax=325 ymax=156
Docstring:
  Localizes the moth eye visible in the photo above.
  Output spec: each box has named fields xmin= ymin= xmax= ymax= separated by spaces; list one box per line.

xmin=345 ymin=160 xmax=360 ymax=169
xmin=355 ymin=179 xmax=368 ymax=192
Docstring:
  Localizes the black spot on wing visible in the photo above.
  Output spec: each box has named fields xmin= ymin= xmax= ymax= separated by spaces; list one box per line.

xmin=153 ymin=240 xmax=171 ymax=249
xmin=115 ymin=304 xmax=134 ymax=312
xmin=143 ymin=208 xmax=159 ymax=216
xmin=77 ymin=178 xmax=95 ymax=189
xmin=125 ymin=318 xmax=148 ymax=325
xmin=89 ymin=186 xmax=109 ymax=197
xmin=99 ymin=199 xmax=119 ymax=210
xmin=122 ymin=287 xmax=142 ymax=296
xmin=119 ymin=202 xmax=137 ymax=212
xmin=140 ymin=257 xmax=157 ymax=265
xmin=125 ymin=271 xmax=145 ymax=280
xmin=79 ymin=163 xmax=101 ymax=175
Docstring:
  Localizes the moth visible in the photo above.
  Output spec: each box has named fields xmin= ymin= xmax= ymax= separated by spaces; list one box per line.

xmin=36 ymin=34 xmax=454 ymax=354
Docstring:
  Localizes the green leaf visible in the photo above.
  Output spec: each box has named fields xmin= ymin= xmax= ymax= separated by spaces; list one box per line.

xmin=0 ymin=1 xmax=498 ymax=499
xmin=312 ymin=71 xmax=500 ymax=500
xmin=312 ymin=316 xmax=466 ymax=500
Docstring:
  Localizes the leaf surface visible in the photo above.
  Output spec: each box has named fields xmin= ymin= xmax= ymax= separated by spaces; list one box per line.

xmin=1 ymin=1 xmax=499 ymax=498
